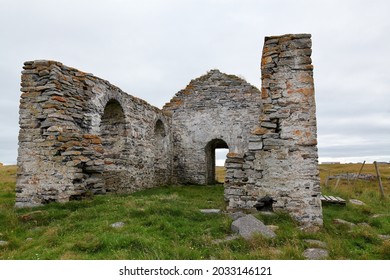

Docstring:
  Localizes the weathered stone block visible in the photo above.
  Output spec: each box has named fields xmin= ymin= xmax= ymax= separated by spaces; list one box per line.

xmin=231 ymin=214 xmax=276 ymax=239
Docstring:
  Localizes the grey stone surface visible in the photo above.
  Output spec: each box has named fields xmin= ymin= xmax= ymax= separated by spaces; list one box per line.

xmin=303 ymin=248 xmax=329 ymax=260
xmin=379 ymin=234 xmax=390 ymax=240
xmin=221 ymin=34 xmax=322 ymax=227
xmin=349 ymin=199 xmax=365 ymax=205
xmin=231 ymin=214 xmax=276 ymax=240
xmin=372 ymin=214 xmax=390 ymax=218
xmin=200 ymin=209 xmax=221 ymax=214
xmin=16 ymin=33 xmax=322 ymax=228
xmin=304 ymin=239 xmax=327 ymax=248
xmin=111 ymin=222 xmax=125 ymax=228
xmin=228 ymin=211 xmax=246 ymax=221
xmin=258 ymin=211 xmax=275 ymax=216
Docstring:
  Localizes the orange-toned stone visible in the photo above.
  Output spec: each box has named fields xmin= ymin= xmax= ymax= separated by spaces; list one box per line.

xmin=51 ymin=96 xmax=67 ymax=103
xmin=93 ymin=146 xmax=104 ymax=154
xmin=43 ymin=103 xmax=60 ymax=109
xmin=182 ymin=84 xmax=194 ymax=94
xmin=227 ymin=152 xmax=241 ymax=158
xmin=261 ymin=87 xmax=269 ymax=99
xmin=60 ymin=141 xmax=81 ymax=149
xmin=83 ymin=134 xmax=99 ymax=139
xmin=78 ymin=156 xmax=90 ymax=162
xmin=287 ymin=87 xmax=314 ymax=96
xmin=262 ymin=56 xmax=273 ymax=65
xmin=91 ymin=138 xmax=102 ymax=144
xmin=251 ymin=127 xmax=268 ymax=135
xmin=297 ymin=73 xmax=314 ymax=84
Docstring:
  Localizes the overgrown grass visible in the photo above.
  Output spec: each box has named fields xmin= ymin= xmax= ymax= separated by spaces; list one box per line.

xmin=0 ymin=164 xmax=389 ymax=259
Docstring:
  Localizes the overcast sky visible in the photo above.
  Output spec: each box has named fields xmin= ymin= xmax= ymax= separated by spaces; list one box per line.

xmin=0 ymin=0 xmax=389 ymax=165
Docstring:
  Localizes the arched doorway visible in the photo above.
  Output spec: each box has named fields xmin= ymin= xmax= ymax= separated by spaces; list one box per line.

xmin=205 ymin=139 xmax=229 ymax=184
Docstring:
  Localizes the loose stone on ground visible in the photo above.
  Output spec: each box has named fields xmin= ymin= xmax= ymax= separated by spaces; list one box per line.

xmin=349 ymin=199 xmax=366 ymax=206
xmin=303 ymin=248 xmax=329 ymax=260
xmin=111 ymin=222 xmax=125 ymax=228
xmin=378 ymin=234 xmax=390 ymax=241
xmin=227 ymin=211 xmax=246 ymax=221
xmin=231 ymin=214 xmax=276 ymax=240
xmin=200 ymin=209 xmax=221 ymax=214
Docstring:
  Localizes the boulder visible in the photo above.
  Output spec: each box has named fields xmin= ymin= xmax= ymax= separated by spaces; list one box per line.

xmin=231 ymin=214 xmax=276 ymax=240
xmin=227 ymin=211 xmax=246 ymax=221
xmin=303 ymin=248 xmax=329 ymax=260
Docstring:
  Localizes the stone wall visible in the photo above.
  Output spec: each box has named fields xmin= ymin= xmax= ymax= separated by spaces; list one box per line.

xmin=16 ymin=33 xmax=322 ymax=227
xmin=17 ymin=60 xmax=171 ymax=207
xmin=223 ymin=34 xmax=322 ymax=226
xmin=163 ymin=70 xmax=262 ymax=184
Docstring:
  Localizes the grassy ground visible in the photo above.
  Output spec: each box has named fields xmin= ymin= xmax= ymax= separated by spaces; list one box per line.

xmin=0 ymin=164 xmax=389 ymax=260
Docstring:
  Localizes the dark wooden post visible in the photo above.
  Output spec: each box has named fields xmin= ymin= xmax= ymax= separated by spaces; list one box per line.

xmin=374 ymin=161 xmax=385 ymax=199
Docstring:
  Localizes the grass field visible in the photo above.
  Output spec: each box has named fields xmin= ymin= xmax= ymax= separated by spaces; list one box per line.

xmin=0 ymin=164 xmax=389 ymax=260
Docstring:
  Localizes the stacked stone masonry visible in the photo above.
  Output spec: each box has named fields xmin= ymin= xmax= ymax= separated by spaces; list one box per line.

xmin=17 ymin=33 xmax=322 ymax=227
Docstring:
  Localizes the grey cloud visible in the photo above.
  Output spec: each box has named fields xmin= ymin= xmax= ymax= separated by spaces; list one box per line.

xmin=1 ymin=0 xmax=389 ymax=164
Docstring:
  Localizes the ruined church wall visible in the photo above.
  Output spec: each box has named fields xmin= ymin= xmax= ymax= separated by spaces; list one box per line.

xmin=17 ymin=60 xmax=171 ymax=207
xmin=16 ymin=33 xmax=322 ymax=227
xmin=224 ymin=34 xmax=322 ymax=226
xmin=163 ymin=70 xmax=262 ymax=184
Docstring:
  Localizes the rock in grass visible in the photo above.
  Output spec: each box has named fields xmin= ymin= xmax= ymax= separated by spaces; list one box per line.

xmin=111 ymin=222 xmax=125 ymax=228
xmin=231 ymin=214 xmax=276 ymax=240
xmin=0 ymin=240 xmax=9 ymax=247
xmin=227 ymin=211 xmax=246 ymax=221
xmin=349 ymin=199 xmax=365 ymax=206
xmin=379 ymin=234 xmax=390 ymax=241
xmin=200 ymin=209 xmax=221 ymax=214
xmin=303 ymin=248 xmax=329 ymax=260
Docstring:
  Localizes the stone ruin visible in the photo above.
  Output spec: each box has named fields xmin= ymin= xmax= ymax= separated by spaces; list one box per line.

xmin=16 ymin=33 xmax=323 ymax=227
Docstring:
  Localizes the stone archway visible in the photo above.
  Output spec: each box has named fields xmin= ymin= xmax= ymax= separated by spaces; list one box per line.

xmin=99 ymin=99 xmax=126 ymax=191
xmin=205 ymin=139 xmax=229 ymax=185
xmin=154 ymin=119 xmax=169 ymax=184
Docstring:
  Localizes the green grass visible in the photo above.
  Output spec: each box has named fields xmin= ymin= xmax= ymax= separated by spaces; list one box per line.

xmin=1 ymin=164 xmax=389 ymax=259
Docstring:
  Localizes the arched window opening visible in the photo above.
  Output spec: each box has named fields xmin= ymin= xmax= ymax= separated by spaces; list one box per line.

xmin=154 ymin=119 xmax=168 ymax=184
xmin=154 ymin=119 xmax=166 ymax=138
xmin=100 ymin=99 xmax=126 ymax=161
xmin=205 ymin=139 xmax=229 ymax=185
